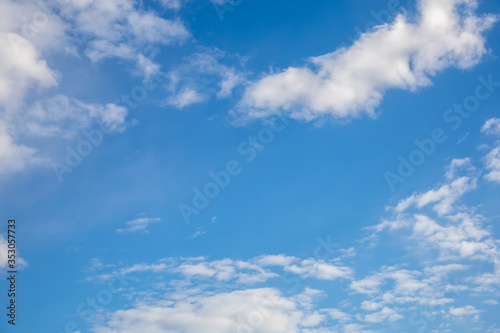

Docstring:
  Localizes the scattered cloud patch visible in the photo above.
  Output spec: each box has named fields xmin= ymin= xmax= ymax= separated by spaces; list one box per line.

xmin=449 ymin=305 xmax=481 ymax=316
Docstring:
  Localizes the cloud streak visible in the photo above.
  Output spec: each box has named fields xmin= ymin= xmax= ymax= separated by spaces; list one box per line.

xmin=116 ymin=217 xmax=161 ymax=234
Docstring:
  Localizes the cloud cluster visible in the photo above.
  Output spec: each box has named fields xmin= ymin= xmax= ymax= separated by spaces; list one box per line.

xmin=92 ymin=288 xmax=329 ymax=333
xmin=87 ymin=254 xmax=353 ymax=285
xmin=236 ymin=0 xmax=497 ymax=121
xmin=0 ymin=0 xmax=189 ymax=175
xmin=88 ymin=120 xmax=500 ymax=332
xmin=374 ymin=157 xmax=498 ymax=263
xmin=55 ymin=0 xmax=189 ymax=71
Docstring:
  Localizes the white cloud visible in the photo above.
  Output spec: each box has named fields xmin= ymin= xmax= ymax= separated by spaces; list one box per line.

xmin=0 ymin=235 xmax=27 ymax=268
xmin=85 ymin=254 xmax=353 ymax=288
xmin=84 ymin=258 xmax=115 ymax=272
xmin=164 ymin=87 xmax=207 ymax=109
xmin=87 ymin=125 xmax=500 ymax=332
xmin=481 ymin=118 xmax=500 ymax=183
xmin=392 ymin=159 xmax=478 ymax=216
xmin=117 ymin=217 xmax=161 ymax=234
xmin=1 ymin=0 xmax=188 ymax=95
xmin=0 ymin=95 xmax=127 ymax=174
xmin=0 ymin=121 xmax=44 ymax=174
xmin=322 ymin=309 xmax=351 ymax=322
xmin=163 ymin=49 xmax=247 ymax=109
xmin=168 ymin=257 xmax=279 ymax=284
xmin=121 ymin=262 xmax=171 ymax=275
xmin=481 ymin=118 xmax=500 ymax=136
xmin=188 ymin=228 xmax=206 ymax=239
xmin=483 ymin=299 xmax=499 ymax=305
xmin=24 ymin=95 xmax=127 ymax=138
xmin=449 ymin=305 xmax=481 ymax=316
xmin=372 ymin=130 xmax=500 ymax=263
xmin=210 ymin=0 xmax=231 ymax=4
xmin=423 ymin=263 xmax=470 ymax=277
xmin=236 ymin=0 xmax=497 ymax=121
xmin=350 ymin=266 xmax=429 ymax=297
xmin=469 ymin=262 xmax=500 ymax=293
xmin=0 ymin=236 xmax=11 ymax=268
xmin=92 ymin=288 xmax=323 ymax=333
xmin=285 ymin=259 xmax=354 ymax=280
xmin=0 ymin=0 xmax=69 ymax=53
xmin=255 ymin=254 xmax=297 ymax=267
xmin=136 ymin=53 xmax=161 ymax=81
xmin=0 ymin=31 xmax=57 ymax=110
xmin=375 ymin=211 xmax=498 ymax=262
xmin=350 ymin=274 xmax=386 ymax=295
xmin=364 ymin=306 xmax=403 ymax=323
xmin=483 ymin=145 xmax=500 ymax=183
xmin=58 ymin=0 xmax=189 ymax=69
xmin=175 ymin=262 xmax=219 ymax=278
xmin=360 ymin=301 xmax=382 ymax=312
xmin=412 ymin=213 xmax=496 ymax=260
xmin=0 ymin=0 xmax=189 ymax=176
xmin=157 ymin=0 xmax=185 ymax=10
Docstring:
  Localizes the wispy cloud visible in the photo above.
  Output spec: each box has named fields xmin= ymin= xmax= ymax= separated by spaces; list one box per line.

xmin=116 ymin=217 xmax=161 ymax=234
xmin=91 ymin=121 xmax=500 ymax=332
xmin=163 ymin=48 xmax=247 ymax=109
xmin=188 ymin=228 xmax=206 ymax=239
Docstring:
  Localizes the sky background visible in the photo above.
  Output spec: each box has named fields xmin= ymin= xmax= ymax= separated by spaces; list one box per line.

xmin=0 ymin=0 xmax=500 ymax=332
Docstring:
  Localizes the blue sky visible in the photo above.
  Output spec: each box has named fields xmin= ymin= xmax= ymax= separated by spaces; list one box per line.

xmin=1 ymin=0 xmax=500 ymax=332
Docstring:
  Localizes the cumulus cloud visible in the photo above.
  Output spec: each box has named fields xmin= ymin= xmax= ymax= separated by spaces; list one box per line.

xmin=56 ymin=0 xmax=189 ymax=74
xmin=0 ymin=31 xmax=57 ymax=110
xmin=236 ymin=0 xmax=497 ymax=121
xmin=449 ymin=305 xmax=481 ymax=316
xmin=92 ymin=288 xmax=326 ymax=333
